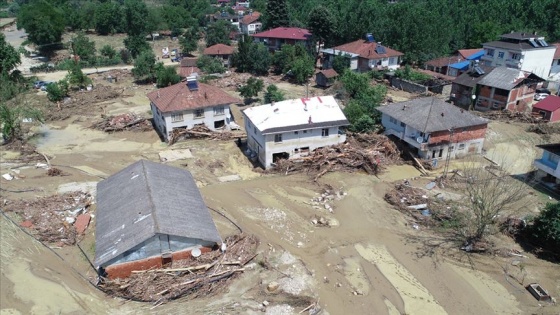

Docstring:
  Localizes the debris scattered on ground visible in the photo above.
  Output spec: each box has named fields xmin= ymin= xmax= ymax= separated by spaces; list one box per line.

xmin=91 ymin=113 xmax=152 ymax=132
xmin=474 ymin=110 xmax=543 ymax=124
xmin=168 ymin=125 xmax=245 ymax=145
xmin=269 ymin=133 xmax=401 ymax=180
xmin=3 ymin=192 xmax=94 ymax=245
xmin=47 ymin=167 xmax=64 ymax=176
xmin=526 ymin=123 xmax=560 ymax=136
xmin=309 ymin=185 xmax=347 ymax=213
xmin=98 ymin=234 xmax=259 ymax=303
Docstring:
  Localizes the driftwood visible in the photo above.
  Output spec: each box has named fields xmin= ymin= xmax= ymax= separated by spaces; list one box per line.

xmin=92 ymin=113 xmax=152 ymax=132
xmin=269 ymin=132 xmax=402 ymax=180
xmin=168 ymin=125 xmax=245 ymax=145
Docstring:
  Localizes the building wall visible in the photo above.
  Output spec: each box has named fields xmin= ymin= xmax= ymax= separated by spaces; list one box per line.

xmin=429 ymin=125 xmax=487 ymax=144
xmin=155 ymin=104 xmax=232 ymax=141
xmin=482 ymin=45 xmax=555 ymax=78
xmin=390 ymin=77 xmax=428 ymax=94
xmin=450 ymin=84 xmax=474 ymax=108
xmin=418 ymin=137 xmax=485 ymax=160
xmin=531 ymin=108 xmax=553 ymax=121
xmin=262 ymin=127 xmax=346 ymax=168
xmin=534 ymin=150 xmax=560 ymax=181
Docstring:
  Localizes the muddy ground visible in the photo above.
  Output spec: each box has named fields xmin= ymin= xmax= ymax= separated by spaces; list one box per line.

xmin=2 ymin=30 xmax=560 ymax=315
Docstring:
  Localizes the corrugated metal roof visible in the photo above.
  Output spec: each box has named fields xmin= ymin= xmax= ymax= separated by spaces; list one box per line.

xmin=94 ymin=160 xmax=222 ymax=267
xmin=452 ymin=66 xmax=495 ymax=88
xmin=478 ymin=67 xmax=531 ymax=90
xmin=533 ymin=95 xmax=560 ymax=112
xmin=449 ymin=60 xmax=470 ymax=70
xmin=466 ymin=50 xmax=484 ymax=60
xmin=377 ymin=97 xmax=488 ymax=133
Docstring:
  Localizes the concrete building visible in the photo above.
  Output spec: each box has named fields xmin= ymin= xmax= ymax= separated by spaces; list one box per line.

xmin=550 ymin=43 xmax=560 ymax=80
xmin=147 ymin=77 xmax=241 ymax=142
xmin=242 ymin=96 xmax=349 ymax=168
xmin=239 ymin=10 xmax=261 ymax=35
xmin=481 ymin=32 xmax=556 ymax=79
xmin=252 ymin=27 xmax=312 ymax=52
xmin=534 ymin=143 xmax=560 ymax=186
xmin=378 ymin=97 xmax=488 ymax=161
xmin=94 ymin=160 xmax=222 ymax=279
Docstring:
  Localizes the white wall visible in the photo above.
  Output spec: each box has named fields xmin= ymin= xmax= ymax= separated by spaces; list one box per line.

xmin=522 ymin=48 xmax=556 ymax=78
xmin=153 ymin=104 xmax=231 ymax=141
xmin=418 ymin=138 xmax=484 ymax=160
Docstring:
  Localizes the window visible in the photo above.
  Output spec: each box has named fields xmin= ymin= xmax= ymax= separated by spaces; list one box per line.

xmin=213 ymin=106 xmax=224 ymax=115
xmin=389 ymin=117 xmax=398 ymax=124
xmin=253 ymin=127 xmax=257 ymax=134
xmin=303 ymin=130 xmax=308 ymax=134
xmin=194 ymin=109 xmax=204 ymax=118
xmin=400 ymin=122 xmax=405 ymax=127
xmin=274 ymin=134 xmax=282 ymax=142
xmin=171 ymin=114 xmax=183 ymax=122
xmin=458 ymin=143 xmax=465 ymax=150
xmin=498 ymin=51 xmax=504 ymax=59
xmin=449 ymin=146 xmax=455 ymax=152
xmin=294 ymin=131 xmax=299 ymax=134
xmin=486 ymin=49 xmax=495 ymax=57
xmin=321 ymin=128 xmax=329 ymax=137
xmin=511 ymin=53 xmax=520 ymax=60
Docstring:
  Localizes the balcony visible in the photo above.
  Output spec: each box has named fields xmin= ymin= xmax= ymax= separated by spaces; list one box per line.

xmin=534 ymin=158 xmax=559 ymax=177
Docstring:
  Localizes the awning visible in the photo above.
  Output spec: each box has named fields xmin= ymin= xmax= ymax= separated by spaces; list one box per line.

xmin=449 ymin=60 xmax=470 ymax=70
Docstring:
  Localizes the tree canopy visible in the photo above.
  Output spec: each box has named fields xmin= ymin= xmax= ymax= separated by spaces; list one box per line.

xmin=132 ymin=50 xmax=161 ymax=82
xmin=17 ymin=1 xmax=65 ymax=49
xmin=206 ymin=20 xmax=233 ymax=46
xmin=265 ymin=0 xmax=289 ymax=29
xmin=529 ymin=203 xmax=560 ymax=251
xmin=237 ymin=77 xmax=264 ymax=102
xmin=0 ymin=33 xmax=20 ymax=75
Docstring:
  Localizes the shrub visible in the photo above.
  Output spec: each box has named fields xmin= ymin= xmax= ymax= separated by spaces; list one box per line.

xmin=46 ymin=81 xmax=67 ymax=102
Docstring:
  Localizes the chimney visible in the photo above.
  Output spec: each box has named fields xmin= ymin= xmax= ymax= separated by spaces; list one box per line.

xmin=308 ymin=115 xmax=312 ymax=124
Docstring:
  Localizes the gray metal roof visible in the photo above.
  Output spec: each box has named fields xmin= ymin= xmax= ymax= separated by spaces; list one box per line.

xmin=478 ymin=67 xmax=534 ymax=90
xmin=377 ymin=97 xmax=488 ymax=133
xmin=536 ymin=143 xmax=560 ymax=155
xmin=483 ymin=40 xmax=555 ymax=51
xmin=452 ymin=65 xmax=495 ymax=88
xmin=94 ymin=160 xmax=222 ymax=267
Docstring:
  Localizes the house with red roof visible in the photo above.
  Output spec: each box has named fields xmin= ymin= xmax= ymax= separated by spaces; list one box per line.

xmin=532 ymin=95 xmax=560 ymax=122
xmin=424 ymin=48 xmax=483 ymax=77
xmin=147 ymin=77 xmax=241 ymax=142
xmin=251 ymin=27 xmax=312 ymax=52
xmin=203 ymin=44 xmax=235 ymax=68
xmin=320 ymin=34 xmax=404 ymax=72
xmin=177 ymin=58 xmax=202 ymax=78
xmin=240 ymin=10 xmax=261 ymax=35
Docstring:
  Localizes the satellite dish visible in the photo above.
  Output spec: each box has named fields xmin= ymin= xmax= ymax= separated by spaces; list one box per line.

xmin=191 ymin=248 xmax=201 ymax=258
xmin=416 ymin=137 xmax=423 ymax=143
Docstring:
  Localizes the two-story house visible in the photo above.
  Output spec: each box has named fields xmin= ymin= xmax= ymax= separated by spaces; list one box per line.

xmin=203 ymin=44 xmax=234 ymax=68
xmin=239 ymin=10 xmax=261 ymax=35
xmin=481 ymin=32 xmax=556 ymax=79
xmin=242 ymin=96 xmax=349 ymax=168
xmin=321 ymin=34 xmax=403 ymax=72
xmin=378 ymin=97 xmax=488 ymax=161
xmin=251 ymin=27 xmax=312 ymax=52
xmin=534 ymin=143 xmax=560 ymax=186
xmin=147 ymin=77 xmax=241 ymax=142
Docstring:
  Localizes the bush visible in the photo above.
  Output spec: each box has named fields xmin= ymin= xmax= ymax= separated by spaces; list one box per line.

xmin=156 ymin=66 xmax=181 ymax=88
xmin=46 ymin=81 xmax=67 ymax=102
xmin=120 ymin=49 xmax=132 ymax=64
xmin=528 ymin=202 xmax=560 ymax=251
xmin=264 ymin=84 xmax=284 ymax=104
xmin=100 ymin=45 xmax=117 ymax=59
xmin=394 ymin=65 xmax=431 ymax=83
xmin=196 ymin=55 xmax=226 ymax=74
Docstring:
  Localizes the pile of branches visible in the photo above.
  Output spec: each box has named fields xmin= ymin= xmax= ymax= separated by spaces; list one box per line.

xmin=475 ymin=110 xmax=542 ymax=124
xmin=269 ymin=133 xmax=401 ymax=180
xmin=168 ymin=125 xmax=244 ymax=145
xmin=527 ymin=123 xmax=560 ymax=135
xmin=3 ymin=192 xmax=93 ymax=245
xmin=91 ymin=113 xmax=152 ymax=132
xmin=98 ymin=234 xmax=259 ymax=303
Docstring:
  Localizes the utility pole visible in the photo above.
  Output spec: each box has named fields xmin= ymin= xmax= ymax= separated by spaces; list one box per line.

xmin=442 ymin=127 xmax=454 ymax=178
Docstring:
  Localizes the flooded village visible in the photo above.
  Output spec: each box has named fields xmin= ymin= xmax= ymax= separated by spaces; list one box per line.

xmin=1 ymin=1 xmax=560 ymax=314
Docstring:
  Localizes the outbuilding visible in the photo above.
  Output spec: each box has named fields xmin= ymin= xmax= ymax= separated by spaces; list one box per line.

xmin=532 ymin=95 xmax=560 ymax=122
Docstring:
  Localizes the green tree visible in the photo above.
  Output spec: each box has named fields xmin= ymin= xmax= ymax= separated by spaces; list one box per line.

xmin=206 ymin=20 xmax=232 ymax=46
xmin=132 ymin=50 xmax=160 ymax=82
xmin=0 ymin=100 xmax=43 ymax=143
xmin=332 ymin=52 xmax=350 ymax=75
xmin=290 ymin=55 xmax=314 ymax=84
xmin=180 ymin=27 xmax=201 ymax=56
xmin=237 ymin=77 xmax=264 ymax=103
xmin=308 ymin=6 xmax=335 ymax=49
xmin=70 ymin=32 xmax=96 ymax=63
xmin=529 ymin=203 xmax=560 ymax=250
xmin=95 ymin=2 xmax=123 ymax=35
xmin=265 ymin=0 xmax=289 ymax=28
xmin=156 ymin=66 xmax=181 ymax=88
xmin=232 ymin=35 xmax=252 ymax=72
xmin=248 ymin=43 xmax=271 ymax=75
xmin=263 ymin=84 xmax=284 ymax=104
xmin=196 ymin=55 xmax=226 ymax=74
xmin=123 ymin=0 xmax=149 ymax=36
xmin=0 ymin=33 xmax=20 ymax=75
xmin=340 ymin=71 xmax=369 ymax=99
xmin=46 ymin=80 xmax=68 ymax=102
xmin=66 ymin=63 xmax=92 ymax=89
xmin=17 ymin=1 xmax=65 ymax=50
xmin=271 ymin=44 xmax=296 ymax=74
xmin=124 ymin=35 xmax=151 ymax=59
xmin=100 ymin=45 xmax=117 ymax=59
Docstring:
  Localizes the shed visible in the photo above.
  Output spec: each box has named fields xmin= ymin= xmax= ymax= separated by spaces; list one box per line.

xmin=532 ymin=95 xmax=560 ymax=122
xmin=316 ymin=69 xmax=338 ymax=87
xmin=94 ymin=160 xmax=222 ymax=279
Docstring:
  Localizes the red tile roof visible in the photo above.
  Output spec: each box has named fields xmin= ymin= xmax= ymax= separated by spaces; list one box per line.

xmin=241 ymin=11 xmax=260 ymax=24
xmin=334 ymin=39 xmax=403 ymax=60
xmin=148 ymin=82 xmax=241 ymax=113
xmin=318 ymin=69 xmax=338 ymax=78
xmin=425 ymin=55 xmax=462 ymax=68
xmin=178 ymin=66 xmax=202 ymax=78
xmin=180 ymin=57 xmax=198 ymax=67
xmin=553 ymin=43 xmax=560 ymax=59
xmin=252 ymin=27 xmax=311 ymax=40
xmin=458 ymin=48 xmax=483 ymax=59
xmin=533 ymin=95 xmax=560 ymax=112
xmin=203 ymin=44 xmax=234 ymax=55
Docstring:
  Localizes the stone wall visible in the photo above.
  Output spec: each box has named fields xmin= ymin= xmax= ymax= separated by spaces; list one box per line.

xmin=390 ymin=77 xmax=428 ymax=94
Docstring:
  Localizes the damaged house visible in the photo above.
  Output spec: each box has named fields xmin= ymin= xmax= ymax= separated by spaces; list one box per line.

xmin=378 ymin=97 xmax=488 ymax=161
xmin=94 ymin=160 xmax=222 ymax=279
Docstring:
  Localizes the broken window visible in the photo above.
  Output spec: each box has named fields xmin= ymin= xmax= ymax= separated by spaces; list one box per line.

xmin=213 ymin=106 xmax=224 ymax=115
xmin=194 ymin=109 xmax=204 ymax=118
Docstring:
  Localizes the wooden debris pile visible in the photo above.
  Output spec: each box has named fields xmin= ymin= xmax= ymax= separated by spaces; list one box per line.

xmin=527 ymin=123 xmax=560 ymax=135
xmin=168 ymin=125 xmax=244 ymax=145
xmin=98 ymin=234 xmax=259 ymax=303
xmin=270 ymin=133 xmax=401 ymax=180
xmin=3 ymin=192 xmax=93 ymax=245
xmin=91 ymin=113 xmax=152 ymax=132
xmin=475 ymin=110 xmax=542 ymax=124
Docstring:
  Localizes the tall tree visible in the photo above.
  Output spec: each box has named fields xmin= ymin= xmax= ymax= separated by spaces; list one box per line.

xmin=95 ymin=2 xmax=123 ymax=35
xmin=248 ymin=43 xmax=271 ymax=75
xmin=308 ymin=6 xmax=335 ymax=49
xmin=132 ymin=50 xmax=161 ymax=82
xmin=123 ymin=0 xmax=150 ymax=36
xmin=0 ymin=33 xmax=20 ymax=75
xmin=179 ymin=27 xmax=201 ymax=56
xmin=232 ymin=35 xmax=252 ymax=72
xmin=206 ymin=20 xmax=233 ymax=46
xmin=70 ymin=32 xmax=96 ymax=63
xmin=124 ymin=35 xmax=151 ymax=59
xmin=265 ymin=0 xmax=289 ymax=29
xmin=17 ymin=1 xmax=65 ymax=49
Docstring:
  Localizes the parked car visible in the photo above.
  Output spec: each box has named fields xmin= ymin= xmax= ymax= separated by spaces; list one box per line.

xmin=34 ymin=80 xmax=53 ymax=90
xmin=534 ymin=88 xmax=551 ymax=101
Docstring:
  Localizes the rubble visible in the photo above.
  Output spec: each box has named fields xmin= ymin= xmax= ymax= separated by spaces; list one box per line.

xmin=168 ymin=125 xmax=245 ymax=145
xmin=98 ymin=234 xmax=259 ymax=303
xmin=527 ymin=123 xmax=560 ymax=136
xmin=269 ymin=133 xmax=401 ymax=180
xmin=91 ymin=113 xmax=152 ymax=132
xmin=47 ymin=167 xmax=63 ymax=176
xmin=3 ymin=192 xmax=94 ymax=245
xmin=474 ymin=110 xmax=543 ymax=124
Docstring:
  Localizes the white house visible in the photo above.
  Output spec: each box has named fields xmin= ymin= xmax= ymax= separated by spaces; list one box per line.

xmin=239 ymin=10 xmax=261 ymax=35
xmin=534 ymin=143 xmax=560 ymax=186
xmin=242 ymin=96 xmax=349 ymax=168
xmin=377 ymin=97 xmax=488 ymax=161
xmin=147 ymin=77 xmax=241 ymax=142
xmin=481 ymin=32 xmax=556 ymax=79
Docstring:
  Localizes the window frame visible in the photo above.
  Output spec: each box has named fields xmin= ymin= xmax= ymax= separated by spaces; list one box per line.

xmin=213 ymin=106 xmax=225 ymax=116
xmin=194 ymin=108 xmax=205 ymax=118
xmin=171 ymin=113 xmax=184 ymax=123
xmin=497 ymin=51 xmax=505 ymax=59
xmin=458 ymin=143 xmax=466 ymax=150
xmin=486 ymin=49 xmax=495 ymax=57
xmin=321 ymin=128 xmax=329 ymax=137
xmin=274 ymin=133 xmax=283 ymax=143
